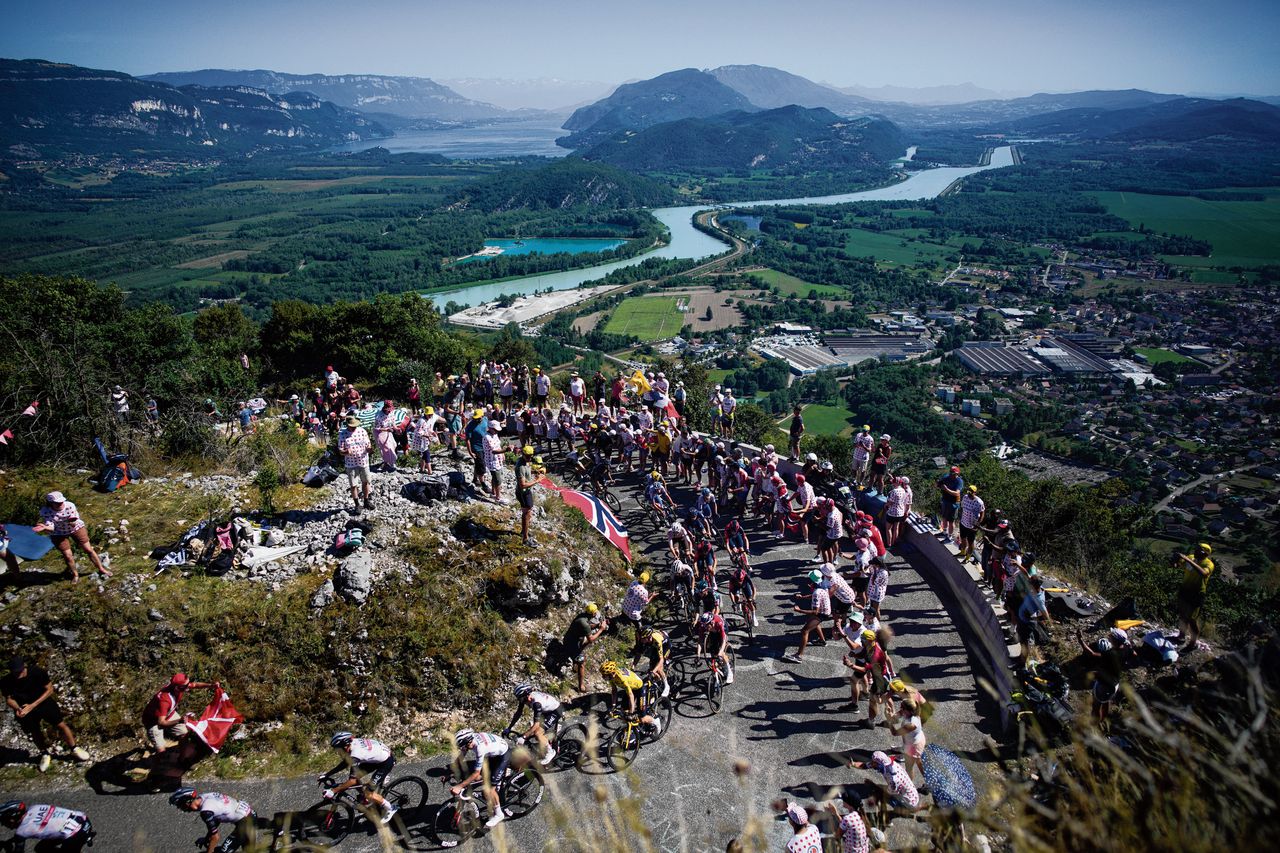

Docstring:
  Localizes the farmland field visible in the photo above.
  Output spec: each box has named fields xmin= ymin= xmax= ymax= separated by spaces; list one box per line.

xmin=1091 ymin=190 xmax=1280 ymax=268
xmin=602 ymin=296 xmax=685 ymax=340
xmin=841 ymin=228 xmax=954 ymax=268
xmin=745 ymin=268 xmax=847 ymax=298
xmin=795 ymin=404 xmax=856 ymax=437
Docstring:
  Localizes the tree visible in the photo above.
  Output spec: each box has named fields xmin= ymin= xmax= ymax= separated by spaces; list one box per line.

xmin=704 ymin=306 xmax=714 ymax=321
xmin=733 ymin=404 xmax=777 ymax=447
xmin=490 ymin=322 xmax=537 ymax=367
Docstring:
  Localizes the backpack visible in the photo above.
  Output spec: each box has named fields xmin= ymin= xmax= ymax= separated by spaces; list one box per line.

xmin=302 ymin=464 xmax=341 ymax=487
xmin=334 ymin=527 xmax=364 ymax=552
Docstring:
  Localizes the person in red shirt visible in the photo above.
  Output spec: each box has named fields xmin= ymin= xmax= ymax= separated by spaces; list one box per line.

xmin=142 ymin=673 xmax=213 ymax=755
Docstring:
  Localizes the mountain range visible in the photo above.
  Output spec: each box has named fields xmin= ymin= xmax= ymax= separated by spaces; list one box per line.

xmin=142 ymin=68 xmax=507 ymax=123
xmin=1012 ymin=96 xmax=1280 ymax=143
xmin=0 ymin=59 xmax=387 ymax=158
xmin=582 ymin=106 xmax=904 ymax=172
xmin=835 ymin=82 xmax=1009 ymax=105
xmin=439 ymin=77 xmax=614 ymax=113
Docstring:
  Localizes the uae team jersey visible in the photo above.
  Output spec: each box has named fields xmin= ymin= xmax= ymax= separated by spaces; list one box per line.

xmin=198 ymin=793 xmax=253 ymax=834
xmin=349 ymin=737 xmax=392 ymax=764
xmin=16 ymin=805 xmax=88 ymax=840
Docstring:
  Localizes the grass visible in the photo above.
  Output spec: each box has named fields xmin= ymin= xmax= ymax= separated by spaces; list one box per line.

xmin=796 ymin=403 xmax=856 ymax=437
xmin=745 ymin=268 xmax=846 ymax=298
xmin=602 ymin=295 xmax=685 ymax=340
xmin=1133 ymin=346 xmax=1195 ymax=365
xmin=841 ymin=227 xmax=955 ymax=268
xmin=1092 ymin=189 xmax=1280 ymax=268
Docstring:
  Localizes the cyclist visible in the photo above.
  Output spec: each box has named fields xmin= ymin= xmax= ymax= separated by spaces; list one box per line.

xmin=599 ymin=661 xmax=662 ymax=735
xmin=669 ymin=555 xmax=696 ymax=616
xmin=451 ymin=729 xmax=511 ymax=828
xmin=666 ymin=518 xmax=693 ymax=561
xmin=693 ymin=577 xmax=722 ymax=623
xmin=507 ymin=684 xmax=562 ymax=766
xmin=645 ymin=472 xmax=673 ymax=518
xmin=727 ymin=551 xmax=758 ymax=628
xmin=169 ymin=788 xmax=255 ymax=853
xmin=722 ymin=517 xmax=750 ymax=559
xmin=323 ymin=732 xmax=398 ymax=825
xmin=587 ymin=450 xmax=611 ymax=497
xmin=635 ymin=628 xmax=672 ymax=698
xmin=692 ymin=533 xmax=718 ymax=585
xmin=691 ymin=487 xmax=718 ymax=537
xmin=695 ymin=611 xmax=734 ymax=685
xmin=0 ymin=801 xmax=94 ymax=852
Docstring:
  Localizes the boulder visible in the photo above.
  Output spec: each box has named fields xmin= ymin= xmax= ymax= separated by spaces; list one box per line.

xmin=310 ymin=579 xmax=336 ymax=609
xmin=336 ymin=551 xmax=374 ymax=605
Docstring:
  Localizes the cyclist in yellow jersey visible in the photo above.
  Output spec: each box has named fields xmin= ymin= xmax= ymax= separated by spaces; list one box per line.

xmin=599 ymin=661 xmax=662 ymax=734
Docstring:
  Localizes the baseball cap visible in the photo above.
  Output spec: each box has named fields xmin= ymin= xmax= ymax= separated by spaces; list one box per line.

xmin=8 ymin=657 xmax=25 ymax=675
xmin=170 ymin=673 xmax=191 ymax=689
xmin=950 ymin=465 xmax=960 ymax=473
xmin=472 ymin=408 xmax=485 ymax=418
xmin=45 ymin=491 xmax=66 ymax=504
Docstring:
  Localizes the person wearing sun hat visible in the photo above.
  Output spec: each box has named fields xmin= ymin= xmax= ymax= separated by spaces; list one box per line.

xmin=515 ymin=446 xmax=540 ymax=546
xmin=781 ymin=801 xmax=821 ymax=851
xmin=338 ymin=415 xmax=374 ymax=511
xmin=32 ymin=491 xmax=110 ymax=582
xmin=372 ymin=399 xmax=401 ymax=473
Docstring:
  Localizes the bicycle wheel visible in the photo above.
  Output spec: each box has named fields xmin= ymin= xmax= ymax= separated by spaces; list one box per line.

xmin=607 ymin=724 xmax=640 ymax=771
xmin=555 ymin=722 xmax=598 ymax=772
xmin=641 ymin=697 xmax=673 ymax=745
xmin=298 ymin=800 xmax=354 ymax=846
xmin=383 ymin=775 xmax=429 ymax=811
xmin=603 ymin=490 xmax=622 ymax=515
xmin=433 ymin=798 xmax=483 ymax=848
xmin=501 ymin=765 xmax=545 ymax=818
xmin=704 ymin=670 xmax=724 ymax=713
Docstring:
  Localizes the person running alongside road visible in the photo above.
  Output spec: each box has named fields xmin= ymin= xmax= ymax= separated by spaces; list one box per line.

xmin=0 ymin=800 xmax=95 ymax=852
xmin=324 ymin=732 xmax=398 ymax=825
xmin=169 ymin=787 xmax=255 ymax=853
xmin=507 ymin=683 xmax=562 ymax=766
xmin=695 ymin=611 xmax=734 ymax=684
xmin=783 ymin=570 xmax=831 ymax=664
xmin=451 ymin=729 xmax=511 ymax=828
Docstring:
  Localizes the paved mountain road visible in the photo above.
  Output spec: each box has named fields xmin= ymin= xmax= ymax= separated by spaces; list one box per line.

xmin=3 ymin=475 xmax=993 ymax=852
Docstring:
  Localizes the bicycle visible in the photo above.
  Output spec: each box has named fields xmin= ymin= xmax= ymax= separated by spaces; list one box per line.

xmin=300 ymin=771 xmax=429 ymax=845
xmin=432 ymin=757 xmax=544 ymax=847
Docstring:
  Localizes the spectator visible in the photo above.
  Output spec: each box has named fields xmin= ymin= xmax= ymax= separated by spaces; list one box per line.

xmin=1016 ymin=575 xmax=1051 ymax=667
xmin=411 ymin=408 xmax=440 ymax=474
xmin=235 ymin=402 xmax=254 ymax=436
xmin=515 ymin=447 xmax=539 ymax=546
xmin=869 ymin=434 xmax=892 ymax=491
xmin=562 ymin=603 xmax=607 ymax=692
xmin=620 ymin=572 xmax=653 ymax=654
xmin=867 ymin=557 xmax=890 ymax=621
xmin=1078 ymin=628 xmax=1123 ymax=725
xmin=110 ymin=385 xmax=129 ymax=423
xmin=482 ymin=422 xmax=505 ymax=501
xmin=464 ymin=409 xmax=489 ymax=489
xmin=672 ymin=380 xmax=686 ymax=417
xmin=782 ymin=570 xmax=831 ymax=663
xmin=568 ymin=372 xmax=586 ymax=417
xmin=372 ymin=400 xmax=400 ymax=473
xmin=788 ymin=405 xmax=805 ymax=461
xmin=890 ymin=698 xmax=927 ymax=782
xmin=338 ymin=415 xmax=373 ymax=511
xmin=144 ymin=396 xmax=160 ymax=433
xmin=1176 ymin=543 xmax=1215 ymax=653
xmin=406 ymin=378 xmax=421 ymax=415
xmin=719 ymin=388 xmax=737 ymax=439
xmin=851 ymin=425 xmax=873 ymax=485
xmin=534 ymin=368 xmax=552 ymax=409
xmin=957 ymin=485 xmax=985 ymax=564
xmin=882 ymin=476 xmax=911 ymax=548
xmin=783 ymin=802 xmax=822 ymax=852
xmin=936 ymin=466 xmax=963 ymax=541
xmin=0 ymin=525 xmax=21 ymax=578
xmin=142 ymin=673 xmax=213 ymax=755
xmin=32 ymin=492 xmax=110 ymax=582
xmin=1 ymin=658 xmax=90 ymax=772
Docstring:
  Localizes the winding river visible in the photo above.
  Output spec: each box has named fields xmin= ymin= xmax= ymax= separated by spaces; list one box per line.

xmin=434 ymin=146 xmax=1015 ymax=309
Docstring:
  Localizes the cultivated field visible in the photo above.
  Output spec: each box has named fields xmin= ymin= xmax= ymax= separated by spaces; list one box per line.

xmin=602 ymin=295 xmax=685 ymax=340
xmin=1092 ymin=189 xmax=1280 ymax=268
xmin=1133 ymin=346 xmax=1195 ymax=365
xmin=744 ymin=268 xmax=847 ymax=298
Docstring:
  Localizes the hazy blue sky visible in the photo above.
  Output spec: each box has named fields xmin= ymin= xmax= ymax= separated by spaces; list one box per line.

xmin=4 ymin=0 xmax=1278 ymax=95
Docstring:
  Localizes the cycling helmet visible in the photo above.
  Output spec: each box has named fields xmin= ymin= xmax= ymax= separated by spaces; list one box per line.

xmin=455 ymin=728 xmax=476 ymax=748
xmin=821 ymin=460 xmax=834 ymax=472
xmin=0 ymin=801 xmax=26 ymax=827
xmin=330 ymin=731 xmax=354 ymax=749
xmin=764 ymin=444 xmax=775 ymax=452
xmin=514 ymin=683 xmax=534 ymax=700
xmin=650 ymin=471 xmax=663 ymax=482
xmin=1096 ymin=638 xmax=1113 ymax=653
xmin=701 ymin=486 xmax=712 ymax=496
xmin=806 ymin=453 xmax=818 ymax=462
xmin=600 ymin=660 xmax=620 ymax=677
xmin=169 ymin=787 xmax=199 ymax=807
xmin=698 ymin=612 xmax=714 ymax=626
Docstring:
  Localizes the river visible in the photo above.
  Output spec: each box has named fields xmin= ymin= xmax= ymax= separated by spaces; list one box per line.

xmin=433 ymin=146 xmax=1015 ymax=309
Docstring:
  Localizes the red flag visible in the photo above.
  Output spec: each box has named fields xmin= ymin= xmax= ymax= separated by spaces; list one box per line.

xmin=537 ymin=477 xmax=632 ymax=561
xmin=665 ymin=400 xmax=679 ymax=422
xmin=0 ymin=429 xmax=10 ymax=445
xmin=21 ymin=401 xmax=38 ymax=417
xmin=185 ymin=683 xmax=243 ymax=752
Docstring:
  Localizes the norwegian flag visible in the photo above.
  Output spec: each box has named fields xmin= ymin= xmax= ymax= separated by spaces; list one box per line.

xmin=537 ymin=477 xmax=632 ymax=561
xmin=185 ymin=683 xmax=243 ymax=753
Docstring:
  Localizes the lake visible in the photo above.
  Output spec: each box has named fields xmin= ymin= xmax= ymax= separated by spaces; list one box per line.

xmin=331 ymin=117 xmax=570 ymax=159
xmin=432 ymin=146 xmax=1016 ymax=309
xmin=457 ymin=237 xmax=628 ymax=263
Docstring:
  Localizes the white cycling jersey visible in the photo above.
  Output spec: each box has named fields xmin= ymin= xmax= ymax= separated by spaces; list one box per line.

xmin=16 ymin=805 xmax=87 ymax=840
xmin=528 ymin=690 xmax=561 ymax=715
xmin=471 ymin=732 xmax=509 ymax=759
xmin=349 ymin=737 xmax=392 ymax=764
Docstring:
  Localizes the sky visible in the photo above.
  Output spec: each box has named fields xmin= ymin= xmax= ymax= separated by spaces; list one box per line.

xmin=3 ymin=0 xmax=1278 ymax=96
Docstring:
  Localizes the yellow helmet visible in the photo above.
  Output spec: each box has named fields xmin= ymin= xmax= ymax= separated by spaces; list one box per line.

xmin=650 ymin=471 xmax=663 ymax=481
xmin=600 ymin=660 xmax=619 ymax=677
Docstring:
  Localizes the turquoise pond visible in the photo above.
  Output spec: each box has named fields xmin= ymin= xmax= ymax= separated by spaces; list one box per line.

xmin=459 ymin=237 xmax=628 ymax=262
